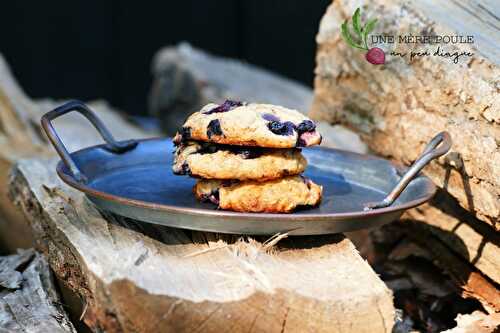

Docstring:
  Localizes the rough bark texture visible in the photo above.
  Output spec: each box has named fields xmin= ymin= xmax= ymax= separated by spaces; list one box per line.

xmin=0 ymin=248 xmax=76 ymax=332
xmin=0 ymin=52 xmax=153 ymax=252
xmin=10 ymin=158 xmax=395 ymax=333
xmin=311 ymin=0 xmax=499 ymax=229
xmin=148 ymin=43 xmax=368 ymax=154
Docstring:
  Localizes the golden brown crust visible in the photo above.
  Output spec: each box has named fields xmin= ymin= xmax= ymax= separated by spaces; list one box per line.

xmin=182 ymin=103 xmax=322 ymax=148
xmin=193 ymin=176 xmax=323 ymax=213
xmin=173 ymin=141 xmax=307 ymax=181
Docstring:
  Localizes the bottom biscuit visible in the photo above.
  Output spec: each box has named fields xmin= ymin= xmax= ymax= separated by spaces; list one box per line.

xmin=193 ymin=176 xmax=322 ymax=213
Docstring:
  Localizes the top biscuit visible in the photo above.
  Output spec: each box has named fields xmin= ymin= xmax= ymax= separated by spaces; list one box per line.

xmin=175 ymin=101 xmax=322 ymax=148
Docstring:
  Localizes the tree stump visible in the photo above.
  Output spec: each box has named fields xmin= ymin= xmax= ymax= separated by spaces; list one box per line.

xmin=10 ymin=158 xmax=395 ymax=333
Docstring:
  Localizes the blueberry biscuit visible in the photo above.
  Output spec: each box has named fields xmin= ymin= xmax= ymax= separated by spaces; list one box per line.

xmin=193 ymin=176 xmax=322 ymax=213
xmin=177 ymin=101 xmax=322 ymax=148
xmin=173 ymin=141 xmax=307 ymax=181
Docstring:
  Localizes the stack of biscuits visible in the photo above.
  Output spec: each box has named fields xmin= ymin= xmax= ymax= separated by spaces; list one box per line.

xmin=173 ymin=100 xmax=323 ymax=213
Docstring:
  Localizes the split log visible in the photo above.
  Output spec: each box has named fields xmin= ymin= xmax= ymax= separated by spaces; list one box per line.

xmin=443 ymin=311 xmax=500 ymax=333
xmin=0 ymin=53 xmax=152 ymax=252
xmin=400 ymin=220 xmax=500 ymax=314
xmin=311 ymin=0 xmax=499 ymax=229
xmin=10 ymin=158 xmax=395 ymax=333
xmin=405 ymin=190 xmax=500 ymax=285
xmin=0 ymin=248 xmax=76 ymax=332
xmin=149 ymin=43 xmax=368 ymax=154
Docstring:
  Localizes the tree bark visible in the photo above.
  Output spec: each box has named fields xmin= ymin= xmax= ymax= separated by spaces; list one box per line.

xmin=10 ymin=158 xmax=395 ymax=333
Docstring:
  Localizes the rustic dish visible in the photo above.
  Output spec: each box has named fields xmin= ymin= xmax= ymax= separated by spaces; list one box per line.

xmin=41 ymin=101 xmax=451 ymax=235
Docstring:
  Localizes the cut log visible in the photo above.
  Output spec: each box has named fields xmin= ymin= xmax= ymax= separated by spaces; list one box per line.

xmin=405 ymin=190 xmax=500 ymax=285
xmin=443 ymin=311 xmax=500 ymax=333
xmin=10 ymin=158 xmax=395 ymax=333
xmin=311 ymin=0 xmax=499 ymax=229
xmin=0 ymin=53 xmax=153 ymax=252
xmin=148 ymin=43 xmax=368 ymax=154
xmin=0 ymin=248 xmax=76 ymax=332
xmin=400 ymin=220 xmax=500 ymax=314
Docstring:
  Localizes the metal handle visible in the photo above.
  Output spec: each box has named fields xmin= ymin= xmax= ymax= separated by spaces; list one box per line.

xmin=364 ymin=131 xmax=452 ymax=210
xmin=41 ymin=100 xmax=138 ymax=183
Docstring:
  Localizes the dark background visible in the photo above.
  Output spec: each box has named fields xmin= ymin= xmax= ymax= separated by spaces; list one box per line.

xmin=0 ymin=1 xmax=330 ymax=115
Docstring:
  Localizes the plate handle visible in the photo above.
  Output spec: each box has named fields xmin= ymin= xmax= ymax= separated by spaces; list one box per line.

xmin=41 ymin=100 xmax=138 ymax=183
xmin=364 ymin=131 xmax=452 ymax=210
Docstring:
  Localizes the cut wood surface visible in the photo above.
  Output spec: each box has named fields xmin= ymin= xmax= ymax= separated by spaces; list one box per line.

xmin=0 ymin=52 xmax=153 ymax=252
xmin=10 ymin=158 xmax=395 ymax=333
xmin=311 ymin=0 xmax=499 ymax=228
xmin=0 ymin=248 xmax=76 ymax=332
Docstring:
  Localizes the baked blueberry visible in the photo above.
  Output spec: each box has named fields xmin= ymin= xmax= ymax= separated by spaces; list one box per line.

xmin=267 ymin=121 xmax=295 ymax=136
xmin=207 ymin=119 xmax=223 ymax=138
xmin=173 ymin=127 xmax=192 ymax=145
xmin=235 ymin=148 xmax=263 ymax=159
xmin=180 ymin=127 xmax=191 ymax=139
xmin=296 ymin=120 xmax=316 ymax=133
xmin=262 ymin=113 xmax=280 ymax=122
xmin=203 ymin=100 xmax=243 ymax=114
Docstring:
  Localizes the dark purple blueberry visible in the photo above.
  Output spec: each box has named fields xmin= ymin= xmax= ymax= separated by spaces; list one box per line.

xmin=296 ymin=137 xmax=306 ymax=147
xmin=173 ymin=161 xmax=191 ymax=175
xmin=203 ymin=100 xmax=243 ymax=114
xmin=173 ymin=127 xmax=191 ymax=145
xmin=238 ymin=149 xmax=262 ymax=159
xmin=262 ymin=113 xmax=280 ymax=122
xmin=283 ymin=122 xmax=295 ymax=135
xmin=182 ymin=162 xmax=191 ymax=175
xmin=199 ymin=189 xmax=219 ymax=205
xmin=267 ymin=121 xmax=295 ymax=136
xmin=180 ymin=127 xmax=191 ymax=140
xmin=207 ymin=119 xmax=223 ymax=138
xmin=296 ymin=120 xmax=316 ymax=133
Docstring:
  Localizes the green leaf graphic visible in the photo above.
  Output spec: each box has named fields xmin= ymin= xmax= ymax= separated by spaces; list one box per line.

xmin=363 ymin=18 xmax=378 ymax=36
xmin=352 ymin=8 xmax=362 ymax=37
xmin=341 ymin=21 xmax=365 ymax=50
xmin=362 ymin=18 xmax=377 ymax=49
